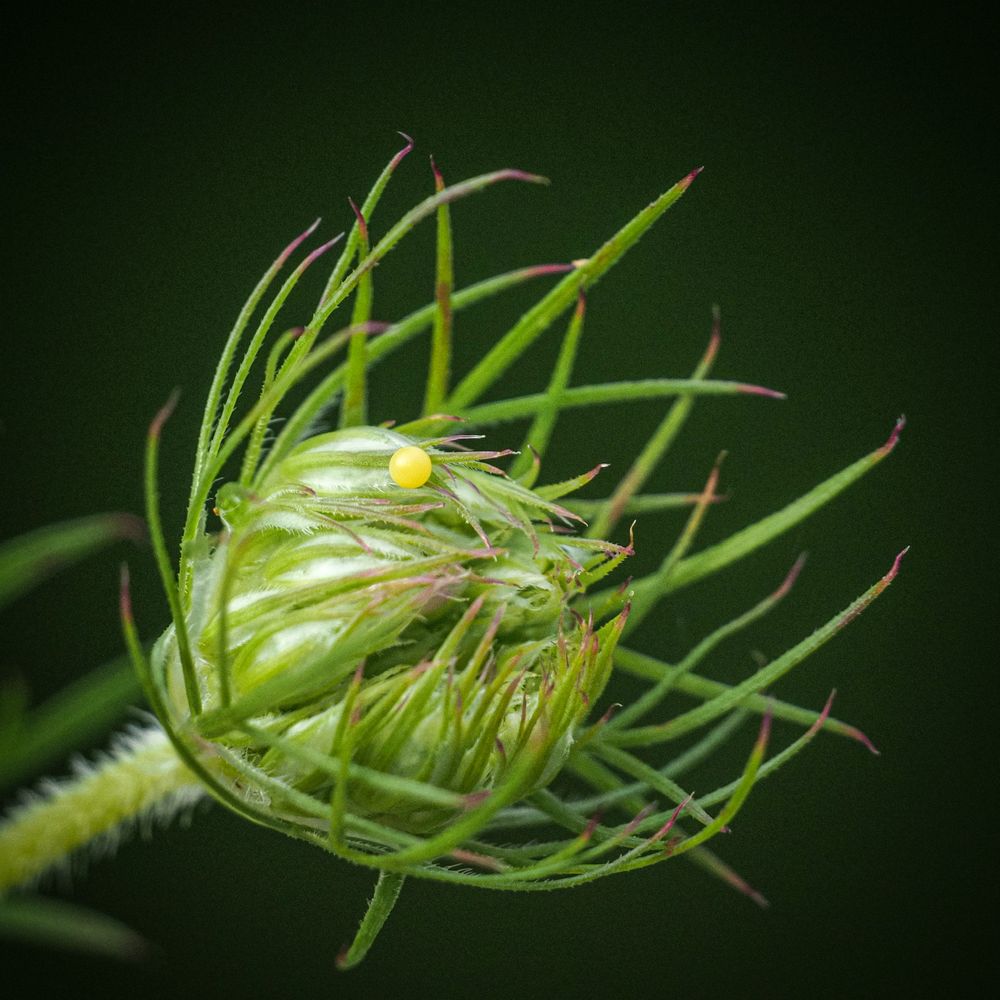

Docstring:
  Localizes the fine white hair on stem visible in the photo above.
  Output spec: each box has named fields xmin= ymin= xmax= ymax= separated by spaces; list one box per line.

xmin=0 ymin=723 xmax=204 ymax=893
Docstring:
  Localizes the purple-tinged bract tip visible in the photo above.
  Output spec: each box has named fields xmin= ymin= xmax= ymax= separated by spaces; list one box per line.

xmin=278 ymin=217 xmax=322 ymax=266
xmin=148 ymin=389 xmax=180 ymax=441
xmin=390 ymin=132 xmax=415 ymax=172
xmin=347 ymin=198 xmax=368 ymax=239
xmin=740 ymin=383 xmax=786 ymax=400
xmin=118 ymin=564 xmax=133 ymax=624
xmin=879 ymin=415 xmax=906 ymax=456
xmin=677 ymin=166 xmax=705 ymax=192
xmin=429 ymin=155 xmax=445 ymax=192
xmin=774 ymin=553 xmax=808 ymax=601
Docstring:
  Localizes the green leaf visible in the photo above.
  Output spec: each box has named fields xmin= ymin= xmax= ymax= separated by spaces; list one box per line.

xmin=587 ymin=311 xmax=719 ymax=539
xmin=607 ymin=554 xmax=805 ymax=732
xmin=209 ymin=233 xmax=342 ymax=459
xmin=566 ymin=492 xmax=720 ymax=517
xmin=695 ymin=692 xmax=836 ymax=808
xmin=308 ymin=169 xmax=548 ymax=338
xmin=608 ymin=549 xmax=907 ymax=747
xmin=185 ymin=218 xmax=321 ymax=542
xmin=422 ymin=158 xmax=454 ymax=416
xmin=511 ymin=290 xmax=586 ymax=483
xmin=336 ymin=871 xmax=406 ymax=971
xmin=254 ymin=264 xmax=572 ymax=485
xmin=623 ymin=454 xmax=723 ymax=633
xmin=445 ymin=169 xmax=702 ymax=415
xmin=666 ymin=713 xmax=771 ymax=858
xmin=145 ymin=393 xmax=201 ymax=715
xmin=456 ymin=378 xmax=782 ymax=427
xmin=341 ymin=200 xmax=374 ymax=428
xmin=645 ymin=417 xmax=906 ymax=600
xmin=613 ymin=648 xmax=875 ymax=748
xmin=0 ymin=655 xmax=141 ymax=792
xmin=0 ymin=514 xmax=142 ymax=610
xmin=318 ymin=132 xmax=414 ymax=309
xmin=0 ymin=895 xmax=149 ymax=962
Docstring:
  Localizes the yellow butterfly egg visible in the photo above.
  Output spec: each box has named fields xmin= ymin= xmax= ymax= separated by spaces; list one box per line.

xmin=388 ymin=445 xmax=433 ymax=489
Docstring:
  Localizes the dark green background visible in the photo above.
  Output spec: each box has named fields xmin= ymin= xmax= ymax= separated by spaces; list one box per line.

xmin=1 ymin=6 xmax=992 ymax=997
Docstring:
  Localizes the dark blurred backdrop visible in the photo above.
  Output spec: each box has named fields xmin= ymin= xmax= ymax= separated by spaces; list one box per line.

xmin=1 ymin=5 xmax=993 ymax=997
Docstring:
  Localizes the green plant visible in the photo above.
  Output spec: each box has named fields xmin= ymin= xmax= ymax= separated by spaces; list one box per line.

xmin=0 ymin=136 xmax=905 ymax=968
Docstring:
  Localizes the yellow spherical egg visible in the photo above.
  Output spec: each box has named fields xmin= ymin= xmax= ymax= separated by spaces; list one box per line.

xmin=389 ymin=446 xmax=433 ymax=489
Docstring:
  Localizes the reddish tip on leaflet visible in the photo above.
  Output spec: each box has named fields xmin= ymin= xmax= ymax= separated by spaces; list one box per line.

xmin=347 ymin=198 xmax=368 ymax=239
xmin=620 ymin=521 xmax=637 ymax=558
xmin=148 ymin=389 xmax=180 ymax=441
xmin=654 ymin=795 xmax=692 ymax=844
xmin=465 ymin=593 xmax=488 ymax=618
xmin=423 ymin=412 xmax=465 ymax=423
xmin=755 ymin=702 xmax=774 ymax=753
xmin=118 ymin=564 xmax=133 ymax=624
xmin=623 ymin=802 xmax=656 ymax=838
xmin=463 ymin=789 xmax=492 ymax=810
xmin=574 ymin=288 xmax=587 ymax=318
xmin=598 ymin=702 xmax=623 ymax=727
xmin=702 ymin=305 xmax=722 ymax=365
xmin=112 ymin=512 xmax=147 ymax=545
xmin=717 ymin=865 xmax=770 ymax=909
xmin=501 ymin=169 xmax=550 ymax=185
xmin=878 ymin=415 xmax=907 ymax=456
xmin=335 ymin=945 xmax=351 ymax=971
xmin=802 ymin=690 xmax=838 ymax=744
xmin=450 ymin=849 xmax=506 ymax=872
xmin=773 ymin=552 xmax=809 ymax=601
xmin=302 ymin=233 xmax=345 ymax=269
xmin=838 ymin=547 xmax=908 ymax=630
xmin=887 ymin=545 xmax=910 ymax=581
xmin=583 ymin=812 xmax=603 ymax=841
xmin=739 ymin=383 xmax=787 ymax=400
xmin=677 ymin=166 xmax=705 ymax=192
xmin=357 ymin=321 xmax=393 ymax=338
xmin=527 ymin=263 xmax=576 ymax=277
xmin=430 ymin=155 xmax=445 ymax=192
xmin=428 ymin=434 xmax=484 ymax=448
xmin=843 ymin=724 xmax=881 ymax=756
xmin=578 ymin=463 xmax=609 ymax=486
xmin=616 ymin=601 xmax=632 ymax=631
xmin=278 ymin=217 xmax=322 ymax=266
xmin=390 ymin=132 xmax=416 ymax=172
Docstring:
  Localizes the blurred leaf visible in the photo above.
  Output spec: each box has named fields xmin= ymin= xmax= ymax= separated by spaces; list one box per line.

xmin=0 ymin=655 xmax=142 ymax=791
xmin=0 ymin=894 xmax=149 ymax=961
xmin=0 ymin=513 xmax=143 ymax=610
xmin=0 ymin=676 xmax=29 ymax=758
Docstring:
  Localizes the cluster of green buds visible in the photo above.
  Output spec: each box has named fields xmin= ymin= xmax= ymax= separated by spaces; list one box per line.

xmin=60 ymin=135 xmax=901 ymax=967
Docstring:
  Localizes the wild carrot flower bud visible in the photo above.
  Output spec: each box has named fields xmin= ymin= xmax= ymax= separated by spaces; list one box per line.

xmin=0 ymin=136 xmax=905 ymax=968
xmin=155 ymin=424 xmax=628 ymax=833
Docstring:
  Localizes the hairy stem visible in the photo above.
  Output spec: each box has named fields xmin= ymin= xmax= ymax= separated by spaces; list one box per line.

xmin=0 ymin=727 xmax=202 ymax=893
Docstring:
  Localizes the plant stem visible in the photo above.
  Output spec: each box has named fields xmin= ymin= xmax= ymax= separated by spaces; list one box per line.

xmin=0 ymin=727 xmax=202 ymax=893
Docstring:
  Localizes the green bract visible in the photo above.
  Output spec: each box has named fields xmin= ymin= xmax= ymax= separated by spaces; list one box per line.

xmin=0 ymin=137 xmax=905 ymax=969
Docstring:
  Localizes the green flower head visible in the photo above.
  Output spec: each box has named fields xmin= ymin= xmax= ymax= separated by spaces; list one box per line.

xmin=1 ymin=135 xmax=905 ymax=970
